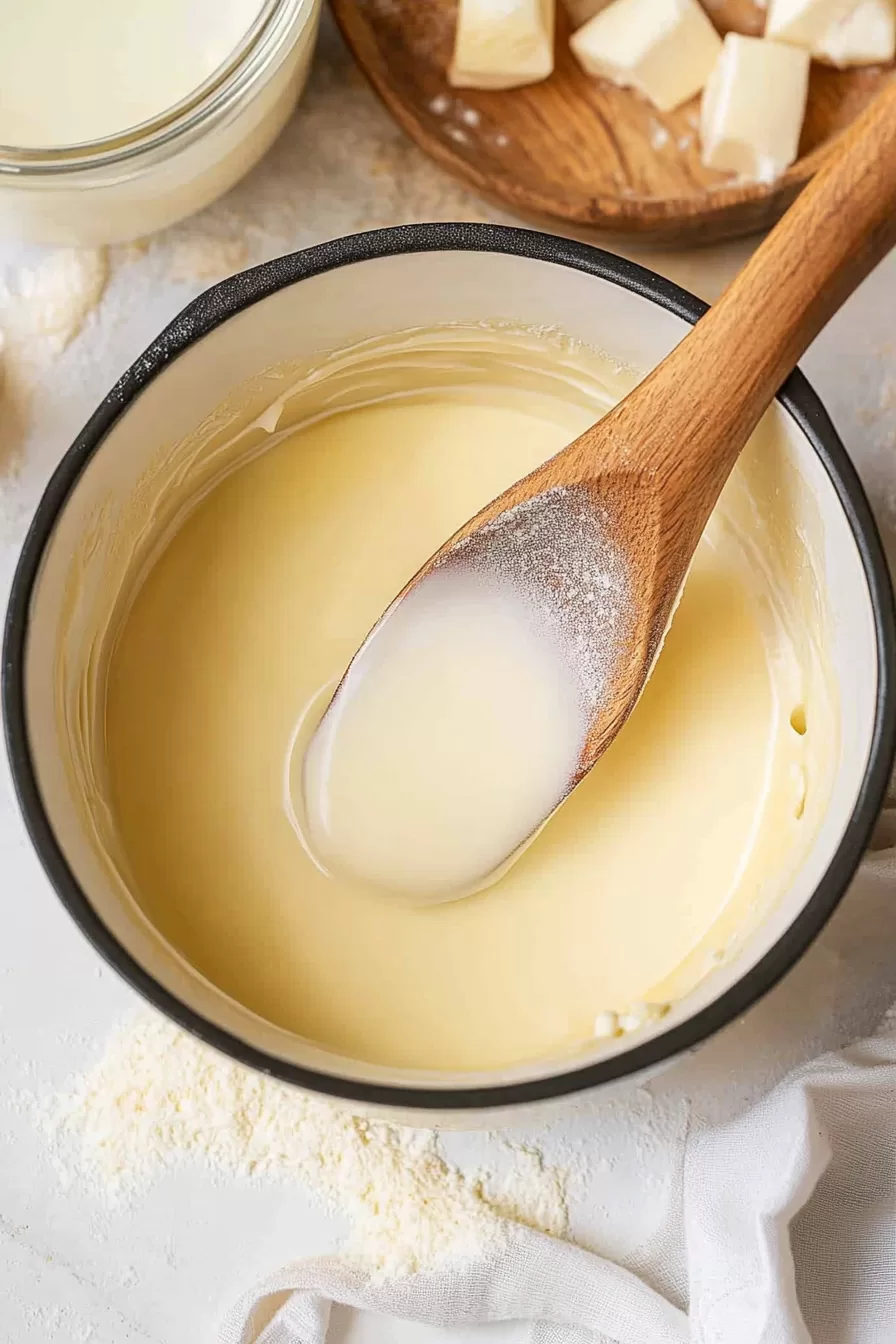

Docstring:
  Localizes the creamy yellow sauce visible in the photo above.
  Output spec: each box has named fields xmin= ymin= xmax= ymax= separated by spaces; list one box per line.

xmin=100 ymin=328 xmax=832 ymax=1072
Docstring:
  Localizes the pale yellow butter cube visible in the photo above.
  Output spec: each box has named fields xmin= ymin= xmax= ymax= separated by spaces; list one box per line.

xmin=765 ymin=0 xmax=857 ymax=47
xmin=701 ymin=34 xmax=810 ymax=184
xmin=450 ymin=0 xmax=555 ymax=90
xmin=815 ymin=0 xmax=895 ymax=65
xmin=569 ymin=0 xmax=722 ymax=113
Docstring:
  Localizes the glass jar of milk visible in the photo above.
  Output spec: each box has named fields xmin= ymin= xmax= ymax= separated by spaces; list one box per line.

xmin=0 ymin=0 xmax=321 ymax=246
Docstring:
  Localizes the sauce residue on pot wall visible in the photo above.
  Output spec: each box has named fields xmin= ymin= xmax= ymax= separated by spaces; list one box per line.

xmin=62 ymin=326 xmax=836 ymax=1072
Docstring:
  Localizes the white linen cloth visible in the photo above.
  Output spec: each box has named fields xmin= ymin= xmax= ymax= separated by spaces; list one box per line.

xmin=220 ymin=848 xmax=896 ymax=1344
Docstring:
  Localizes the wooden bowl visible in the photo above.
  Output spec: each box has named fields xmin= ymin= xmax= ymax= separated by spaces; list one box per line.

xmin=330 ymin=0 xmax=895 ymax=245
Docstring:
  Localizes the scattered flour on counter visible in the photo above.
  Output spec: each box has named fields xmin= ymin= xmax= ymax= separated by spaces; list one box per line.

xmin=486 ymin=1142 xmax=568 ymax=1237
xmin=49 ymin=1011 xmax=569 ymax=1278
xmin=0 ymin=247 xmax=108 ymax=465
xmin=21 ymin=1303 xmax=98 ymax=1344
xmin=164 ymin=235 xmax=251 ymax=283
xmin=0 ymin=248 xmax=108 ymax=353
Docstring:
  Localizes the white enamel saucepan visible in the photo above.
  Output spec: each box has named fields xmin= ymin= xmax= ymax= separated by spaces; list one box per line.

xmin=4 ymin=225 xmax=894 ymax=1125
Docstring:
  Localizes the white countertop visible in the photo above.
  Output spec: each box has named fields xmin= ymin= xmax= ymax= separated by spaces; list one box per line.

xmin=1 ymin=19 xmax=895 ymax=1344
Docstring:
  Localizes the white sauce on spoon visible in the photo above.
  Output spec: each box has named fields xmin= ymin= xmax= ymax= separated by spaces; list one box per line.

xmin=301 ymin=565 xmax=586 ymax=902
xmin=301 ymin=484 xmax=633 ymax=902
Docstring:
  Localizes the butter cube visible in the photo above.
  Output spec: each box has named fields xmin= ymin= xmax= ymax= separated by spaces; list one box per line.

xmin=815 ymin=0 xmax=896 ymax=65
xmin=450 ymin=0 xmax=555 ymax=90
xmin=765 ymin=0 xmax=857 ymax=47
xmin=570 ymin=0 xmax=723 ymax=113
xmin=701 ymin=34 xmax=810 ymax=184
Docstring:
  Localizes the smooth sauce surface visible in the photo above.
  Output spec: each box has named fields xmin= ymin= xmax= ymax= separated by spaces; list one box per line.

xmin=104 ymin=340 xmax=827 ymax=1072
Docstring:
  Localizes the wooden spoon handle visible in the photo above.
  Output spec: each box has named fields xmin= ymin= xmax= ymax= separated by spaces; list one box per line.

xmin=606 ymin=78 xmax=896 ymax=522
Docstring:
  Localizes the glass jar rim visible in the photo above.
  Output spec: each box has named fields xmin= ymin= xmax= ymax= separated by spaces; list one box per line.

xmin=0 ymin=0 xmax=312 ymax=176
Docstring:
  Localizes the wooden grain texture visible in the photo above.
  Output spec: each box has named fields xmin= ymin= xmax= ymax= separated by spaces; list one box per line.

xmin=396 ymin=82 xmax=896 ymax=781
xmin=331 ymin=0 xmax=895 ymax=245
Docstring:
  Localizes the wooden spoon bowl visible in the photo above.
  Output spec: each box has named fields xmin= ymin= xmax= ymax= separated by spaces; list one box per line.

xmin=331 ymin=0 xmax=894 ymax=246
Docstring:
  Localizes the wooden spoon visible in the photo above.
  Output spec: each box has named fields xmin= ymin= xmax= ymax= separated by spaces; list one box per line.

xmin=305 ymin=82 xmax=896 ymax=896
xmin=386 ymin=81 xmax=896 ymax=787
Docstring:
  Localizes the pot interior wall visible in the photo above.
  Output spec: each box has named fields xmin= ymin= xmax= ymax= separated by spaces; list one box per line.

xmin=21 ymin=248 xmax=879 ymax=1112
